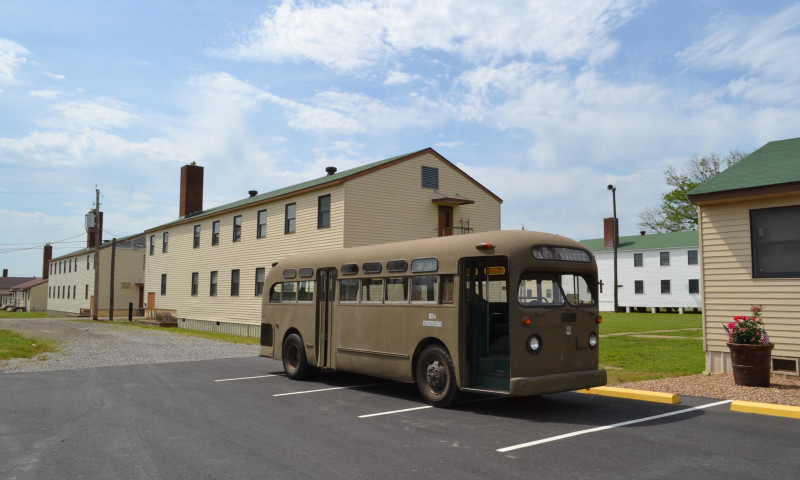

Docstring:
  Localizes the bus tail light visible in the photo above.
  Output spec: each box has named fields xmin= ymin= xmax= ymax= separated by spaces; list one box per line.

xmin=526 ymin=335 xmax=542 ymax=354
xmin=522 ymin=317 xmax=532 ymax=326
xmin=596 ymin=315 xmax=603 ymax=324
xmin=589 ymin=332 xmax=598 ymax=349
xmin=475 ymin=242 xmax=495 ymax=250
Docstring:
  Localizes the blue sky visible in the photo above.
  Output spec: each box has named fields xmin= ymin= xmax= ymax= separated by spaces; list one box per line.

xmin=2 ymin=0 xmax=800 ymax=277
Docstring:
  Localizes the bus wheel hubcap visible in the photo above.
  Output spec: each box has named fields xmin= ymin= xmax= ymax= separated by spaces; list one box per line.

xmin=426 ymin=361 xmax=446 ymax=391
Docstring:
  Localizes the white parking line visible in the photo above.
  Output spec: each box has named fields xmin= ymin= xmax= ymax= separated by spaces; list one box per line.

xmin=359 ymin=405 xmax=433 ymax=418
xmin=215 ymin=374 xmax=281 ymax=382
xmin=497 ymin=399 xmax=733 ymax=453
xmin=274 ymin=381 xmax=397 ymax=397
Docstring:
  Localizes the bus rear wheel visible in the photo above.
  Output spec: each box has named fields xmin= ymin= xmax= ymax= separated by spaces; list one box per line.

xmin=283 ymin=333 xmax=312 ymax=380
xmin=416 ymin=344 xmax=458 ymax=407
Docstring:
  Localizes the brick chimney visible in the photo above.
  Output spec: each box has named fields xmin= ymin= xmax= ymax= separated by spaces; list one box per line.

xmin=43 ymin=244 xmax=53 ymax=279
xmin=87 ymin=211 xmax=104 ymax=249
xmin=603 ymin=217 xmax=618 ymax=249
xmin=2 ymin=269 xmax=7 ymax=277
xmin=180 ymin=164 xmax=204 ymax=217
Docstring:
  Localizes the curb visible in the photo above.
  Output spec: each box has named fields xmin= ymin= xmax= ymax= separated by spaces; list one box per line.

xmin=730 ymin=400 xmax=800 ymax=419
xmin=576 ymin=386 xmax=680 ymax=404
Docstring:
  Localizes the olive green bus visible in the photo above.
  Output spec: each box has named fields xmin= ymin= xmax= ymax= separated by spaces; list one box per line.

xmin=260 ymin=230 xmax=606 ymax=407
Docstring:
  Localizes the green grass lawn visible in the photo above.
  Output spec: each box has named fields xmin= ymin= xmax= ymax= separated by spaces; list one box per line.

xmin=0 ymin=329 xmax=60 ymax=361
xmin=0 ymin=311 xmax=53 ymax=319
xmin=107 ymin=319 xmax=260 ymax=345
xmin=599 ymin=312 xmax=704 ymax=384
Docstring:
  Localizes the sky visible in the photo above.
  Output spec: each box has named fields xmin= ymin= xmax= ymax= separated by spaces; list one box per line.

xmin=2 ymin=0 xmax=800 ymax=277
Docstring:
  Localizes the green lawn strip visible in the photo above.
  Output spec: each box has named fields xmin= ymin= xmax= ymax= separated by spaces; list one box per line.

xmin=0 ymin=311 xmax=55 ymax=319
xmin=600 ymin=335 xmax=704 ymax=385
xmin=0 ymin=329 xmax=60 ymax=361
xmin=107 ymin=319 xmax=259 ymax=345
xmin=599 ymin=312 xmax=701 ymax=335
xmin=629 ymin=329 xmax=703 ymax=339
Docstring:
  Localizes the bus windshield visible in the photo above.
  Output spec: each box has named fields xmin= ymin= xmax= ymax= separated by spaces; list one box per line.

xmin=518 ymin=272 xmax=595 ymax=307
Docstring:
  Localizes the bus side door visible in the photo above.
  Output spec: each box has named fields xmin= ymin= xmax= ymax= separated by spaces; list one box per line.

xmin=316 ymin=268 xmax=336 ymax=369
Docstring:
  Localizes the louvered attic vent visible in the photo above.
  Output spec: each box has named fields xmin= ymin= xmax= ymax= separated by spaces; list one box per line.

xmin=421 ymin=166 xmax=439 ymax=189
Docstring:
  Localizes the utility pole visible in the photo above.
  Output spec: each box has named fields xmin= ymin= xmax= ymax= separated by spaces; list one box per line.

xmin=607 ymin=184 xmax=619 ymax=313
xmin=109 ymin=237 xmax=116 ymax=321
xmin=92 ymin=187 xmax=101 ymax=321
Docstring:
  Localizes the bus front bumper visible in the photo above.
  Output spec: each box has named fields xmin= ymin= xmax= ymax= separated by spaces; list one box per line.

xmin=509 ymin=369 xmax=607 ymax=397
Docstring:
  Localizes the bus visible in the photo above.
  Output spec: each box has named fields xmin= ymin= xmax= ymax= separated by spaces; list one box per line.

xmin=259 ymin=230 xmax=606 ymax=407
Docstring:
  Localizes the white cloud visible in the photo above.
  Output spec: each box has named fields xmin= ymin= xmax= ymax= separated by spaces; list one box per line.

xmin=40 ymin=99 xmax=139 ymax=131
xmin=226 ymin=0 xmax=648 ymax=72
xmin=384 ymin=69 xmax=421 ymax=85
xmin=29 ymin=89 xmax=60 ymax=99
xmin=44 ymin=71 xmax=65 ymax=80
xmin=0 ymin=38 xmax=29 ymax=84
xmin=678 ymin=4 xmax=800 ymax=105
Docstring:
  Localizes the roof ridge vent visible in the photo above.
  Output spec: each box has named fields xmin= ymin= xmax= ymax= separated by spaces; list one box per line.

xmin=326 ymin=166 xmax=337 ymax=175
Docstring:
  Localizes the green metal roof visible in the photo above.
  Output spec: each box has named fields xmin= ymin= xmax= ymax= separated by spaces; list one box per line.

xmin=52 ymin=232 xmax=146 ymax=261
xmin=579 ymin=230 xmax=698 ymax=252
xmin=689 ymin=137 xmax=800 ymax=196
xmin=146 ymin=148 xmax=443 ymax=231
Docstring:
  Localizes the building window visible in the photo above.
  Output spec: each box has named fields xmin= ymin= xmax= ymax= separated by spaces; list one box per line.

xmin=257 ymin=210 xmax=267 ymax=239
xmin=193 ymin=225 xmax=201 ymax=248
xmin=750 ymin=205 xmax=800 ymax=278
xmin=85 ymin=285 xmax=89 ymax=300
xmin=660 ymin=251 xmax=669 ymax=266
xmin=212 ymin=221 xmax=220 ymax=246
xmin=285 ymin=203 xmax=296 ymax=234
xmin=150 ymin=235 xmax=155 ymax=255
xmin=68 ymin=259 xmax=72 ymax=273
xmin=421 ymin=166 xmax=439 ymax=189
xmin=318 ymin=195 xmax=331 ymax=229
xmin=661 ymin=280 xmax=671 ymax=294
xmin=233 ymin=215 xmax=242 ymax=242
xmin=191 ymin=272 xmax=198 ymax=296
xmin=210 ymin=271 xmax=218 ymax=296
xmin=162 ymin=232 xmax=169 ymax=253
xmin=633 ymin=253 xmax=643 ymax=267
xmin=634 ymin=280 xmax=644 ymax=294
xmin=161 ymin=274 xmax=167 ymax=295
xmin=255 ymin=267 xmax=265 ymax=296
xmin=687 ymin=250 xmax=698 ymax=265
xmin=231 ymin=269 xmax=240 ymax=296
xmin=689 ymin=279 xmax=699 ymax=294
xmin=72 ymin=285 xmax=76 ymax=299
xmin=87 ymin=255 xmax=90 ymax=270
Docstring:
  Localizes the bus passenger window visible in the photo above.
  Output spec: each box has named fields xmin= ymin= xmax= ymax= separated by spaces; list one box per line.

xmin=440 ymin=275 xmax=454 ymax=304
xmin=340 ymin=279 xmax=360 ymax=302
xmin=411 ymin=275 xmax=438 ymax=302
xmin=282 ymin=282 xmax=297 ymax=302
xmin=385 ymin=277 xmax=408 ymax=302
xmin=269 ymin=283 xmax=282 ymax=303
xmin=361 ymin=278 xmax=383 ymax=303
xmin=298 ymin=281 xmax=314 ymax=302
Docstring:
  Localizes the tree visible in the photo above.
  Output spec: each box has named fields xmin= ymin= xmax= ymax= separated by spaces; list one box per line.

xmin=638 ymin=151 xmax=749 ymax=233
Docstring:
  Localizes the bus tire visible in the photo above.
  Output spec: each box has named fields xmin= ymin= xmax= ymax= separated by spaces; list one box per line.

xmin=416 ymin=344 xmax=458 ymax=407
xmin=282 ymin=333 xmax=312 ymax=380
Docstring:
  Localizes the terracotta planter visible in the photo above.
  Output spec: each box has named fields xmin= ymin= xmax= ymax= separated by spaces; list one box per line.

xmin=727 ymin=342 xmax=774 ymax=387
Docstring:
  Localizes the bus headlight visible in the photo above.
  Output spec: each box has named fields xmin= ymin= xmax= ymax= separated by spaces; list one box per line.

xmin=588 ymin=332 xmax=598 ymax=349
xmin=526 ymin=335 xmax=543 ymax=354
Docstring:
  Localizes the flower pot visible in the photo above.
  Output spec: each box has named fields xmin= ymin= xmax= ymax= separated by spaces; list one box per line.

xmin=727 ymin=343 xmax=774 ymax=387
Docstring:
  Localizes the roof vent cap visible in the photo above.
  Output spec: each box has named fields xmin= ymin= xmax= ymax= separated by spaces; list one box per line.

xmin=325 ymin=166 xmax=337 ymax=176
xmin=640 ymin=230 xmax=646 ymax=236
xmin=248 ymin=190 xmax=258 ymax=197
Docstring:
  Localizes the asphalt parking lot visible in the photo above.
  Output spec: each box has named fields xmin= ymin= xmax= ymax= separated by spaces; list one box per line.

xmin=2 ymin=356 xmax=798 ymax=480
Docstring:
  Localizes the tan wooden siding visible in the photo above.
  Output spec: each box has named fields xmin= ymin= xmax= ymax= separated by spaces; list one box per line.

xmin=699 ymin=195 xmax=800 ymax=361
xmin=343 ymin=152 xmax=501 ymax=247
xmin=145 ymin=186 xmax=346 ymax=326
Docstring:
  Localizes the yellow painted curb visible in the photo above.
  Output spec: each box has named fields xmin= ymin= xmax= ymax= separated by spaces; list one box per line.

xmin=576 ymin=386 xmax=680 ymax=404
xmin=730 ymin=401 xmax=800 ymax=419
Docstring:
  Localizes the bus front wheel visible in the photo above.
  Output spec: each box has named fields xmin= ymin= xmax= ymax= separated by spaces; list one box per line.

xmin=283 ymin=333 xmax=312 ymax=380
xmin=416 ymin=344 xmax=458 ymax=407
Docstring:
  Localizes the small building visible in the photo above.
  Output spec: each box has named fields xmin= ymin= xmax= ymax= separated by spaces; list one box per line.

xmin=145 ymin=148 xmax=502 ymax=336
xmin=47 ymin=233 xmax=146 ymax=317
xmin=689 ymin=137 xmax=800 ymax=376
xmin=9 ymin=278 xmax=48 ymax=312
xmin=581 ymin=224 xmax=700 ymax=313
xmin=1 ymin=271 xmax=37 ymax=309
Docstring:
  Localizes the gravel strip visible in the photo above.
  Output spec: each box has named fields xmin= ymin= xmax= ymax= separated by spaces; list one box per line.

xmin=618 ymin=374 xmax=800 ymax=407
xmin=1 ymin=317 xmax=257 ymax=374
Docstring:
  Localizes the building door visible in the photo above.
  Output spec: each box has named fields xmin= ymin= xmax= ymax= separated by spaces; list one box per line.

xmin=146 ymin=292 xmax=155 ymax=319
xmin=316 ymin=268 xmax=337 ymax=369
xmin=138 ymin=286 xmax=144 ymax=310
xmin=438 ymin=206 xmax=454 ymax=236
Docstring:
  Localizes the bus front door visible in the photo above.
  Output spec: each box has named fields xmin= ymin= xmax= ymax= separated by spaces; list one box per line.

xmin=462 ymin=258 xmax=509 ymax=391
xmin=316 ymin=268 xmax=337 ymax=369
